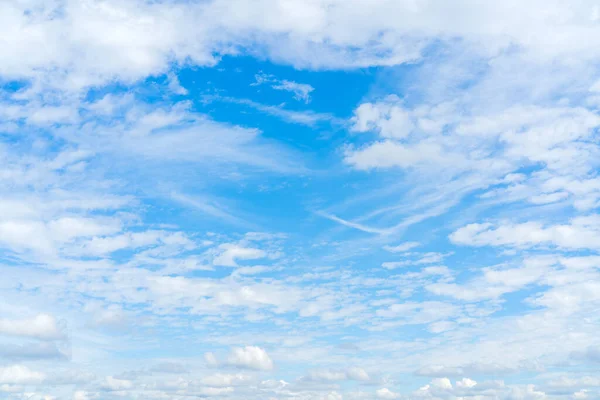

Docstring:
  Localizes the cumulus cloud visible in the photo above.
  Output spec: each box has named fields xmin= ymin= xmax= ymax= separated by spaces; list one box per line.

xmin=73 ymin=392 xmax=90 ymax=400
xmin=226 ymin=346 xmax=274 ymax=371
xmin=450 ymin=216 xmax=600 ymax=250
xmin=376 ymin=388 xmax=399 ymax=399
xmin=303 ymin=367 xmax=370 ymax=383
xmin=102 ymin=376 xmax=133 ymax=391
xmin=0 ymin=315 xmax=65 ymax=341
xmin=201 ymin=373 xmax=250 ymax=387
xmin=456 ymin=378 xmax=477 ymax=388
xmin=5 ymin=0 xmax=600 ymax=95
xmin=0 ymin=365 xmax=45 ymax=385
xmin=205 ymin=346 xmax=275 ymax=371
xmin=213 ymin=244 xmax=267 ymax=267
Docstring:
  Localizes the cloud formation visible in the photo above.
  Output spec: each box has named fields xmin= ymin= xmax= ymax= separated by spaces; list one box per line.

xmin=1 ymin=1 xmax=600 ymax=400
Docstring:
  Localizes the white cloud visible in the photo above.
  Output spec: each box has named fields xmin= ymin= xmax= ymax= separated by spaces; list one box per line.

xmin=254 ymin=73 xmax=315 ymax=103
xmin=376 ymin=388 xmax=399 ymax=399
xmin=416 ymin=366 xmax=465 ymax=377
xmin=272 ymin=80 xmax=315 ymax=103
xmin=507 ymin=384 xmax=546 ymax=400
xmin=5 ymin=0 xmax=600 ymax=94
xmin=456 ymin=378 xmax=477 ymax=388
xmin=352 ymin=97 xmax=414 ymax=139
xmin=548 ymin=376 xmax=600 ymax=388
xmin=73 ymin=391 xmax=90 ymax=400
xmin=382 ymin=252 xmax=448 ymax=269
xmin=204 ymin=95 xmax=336 ymax=127
xmin=3 ymin=1 xmax=600 ymax=399
xmin=102 ymin=376 xmax=133 ymax=391
xmin=213 ymin=244 xmax=267 ymax=267
xmin=304 ymin=367 xmax=370 ymax=383
xmin=0 ymin=314 xmax=65 ymax=341
xmin=167 ymin=73 xmax=188 ymax=95
xmin=383 ymin=242 xmax=420 ymax=253
xmin=305 ymin=370 xmax=346 ymax=382
xmin=201 ymin=373 xmax=250 ymax=387
xmin=431 ymin=378 xmax=453 ymax=390
xmin=198 ymin=386 xmax=235 ymax=396
xmin=226 ymin=346 xmax=274 ymax=370
xmin=375 ymin=302 xmax=459 ymax=326
xmin=345 ymin=140 xmax=453 ymax=171
xmin=323 ymin=392 xmax=343 ymax=400
xmin=204 ymin=352 xmax=219 ymax=367
xmin=346 ymin=367 xmax=370 ymax=382
xmin=0 ymin=365 xmax=45 ymax=385
xmin=573 ymin=389 xmax=589 ymax=399
xmin=450 ymin=216 xmax=600 ymax=250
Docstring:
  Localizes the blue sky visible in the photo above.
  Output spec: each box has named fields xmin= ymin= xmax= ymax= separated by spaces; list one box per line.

xmin=1 ymin=1 xmax=600 ymax=400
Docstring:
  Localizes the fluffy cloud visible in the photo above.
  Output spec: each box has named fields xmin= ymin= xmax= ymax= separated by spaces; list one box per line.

xmin=201 ymin=373 xmax=251 ymax=387
xmin=226 ymin=346 xmax=274 ymax=371
xmin=73 ymin=392 xmax=90 ymax=400
xmin=376 ymin=388 xmax=399 ymax=399
xmin=303 ymin=367 xmax=370 ymax=383
xmin=213 ymin=244 xmax=267 ymax=267
xmin=0 ymin=365 xmax=45 ymax=385
xmin=450 ymin=216 xmax=600 ymax=250
xmin=102 ymin=376 xmax=134 ymax=391
xmin=6 ymin=0 xmax=600 ymax=89
xmin=0 ymin=314 xmax=65 ymax=341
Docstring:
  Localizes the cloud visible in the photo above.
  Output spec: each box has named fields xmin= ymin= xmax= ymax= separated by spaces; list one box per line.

xmin=351 ymin=97 xmax=415 ymax=139
xmin=450 ymin=216 xmax=600 ymax=250
xmin=226 ymin=346 xmax=274 ymax=370
xmin=0 ymin=314 xmax=65 ymax=341
xmin=303 ymin=367 xmax=370 ymax=383
xmin=506 ymin=384 xmax=547 ymax=400
xmin=170 ymin=192 xmax=248 ymax=227
xmin=0 ymin=342 xmax=69 ymax=361
xmin=102 ymin=376 xmax=133 ymax=391
xmin=2 ymin=0 xmax=600 ymax=93
xmin=431 ymin=378 xmax=453 ymax=389
xmin=316 ymin=211 xmax=390 ymax=234
xmin=3 ymin=1 xmax=600 ymax=400
xmin=148 ymin=362 xmax=189 ymax=374
xmin=73 ymin=392 xmax=90 ymax=400
xmin=548 ymin=376 xmax=600 ymax=388
xmin=381 ymin=252 xmax=449 ymax=270
xmin=272 ymin=80 xmax=315 ymax=103
xmin=383 ymin=242 xmax=420 ymax=253
xmin=572 ymin=346 xmax=600 ymax=364
xmin=416 ymin=365 xmax=465 ymax=378
xmin=203 ymin=95 xmax=336 ymax=127
xmin=201 ymin=373 xmax=250 ymax=387
xmin=456 ymin=378 xmax=477 ymax=389
xmin=213 ymin=244 xmax=267 ymax=267
xmin=253 ymin=73 xmax=315 ymax=103
xmin=0 ymin=0 xmax=420 ymax=92
xmin=376 ymin=388 xmax=399 ymax=399
xmin=0 ymin=365 xmax=45 ymax=385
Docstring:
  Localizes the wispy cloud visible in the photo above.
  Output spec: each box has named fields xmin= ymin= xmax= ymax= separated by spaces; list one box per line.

xmin=202 ymin=94 xmax=342 ymax=127
xmin=252 ymin=72 xmax=315 ymax=103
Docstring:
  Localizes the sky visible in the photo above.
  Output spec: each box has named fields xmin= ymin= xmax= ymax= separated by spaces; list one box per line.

xmin=1 ymin=1 xmax=600 ymax=399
